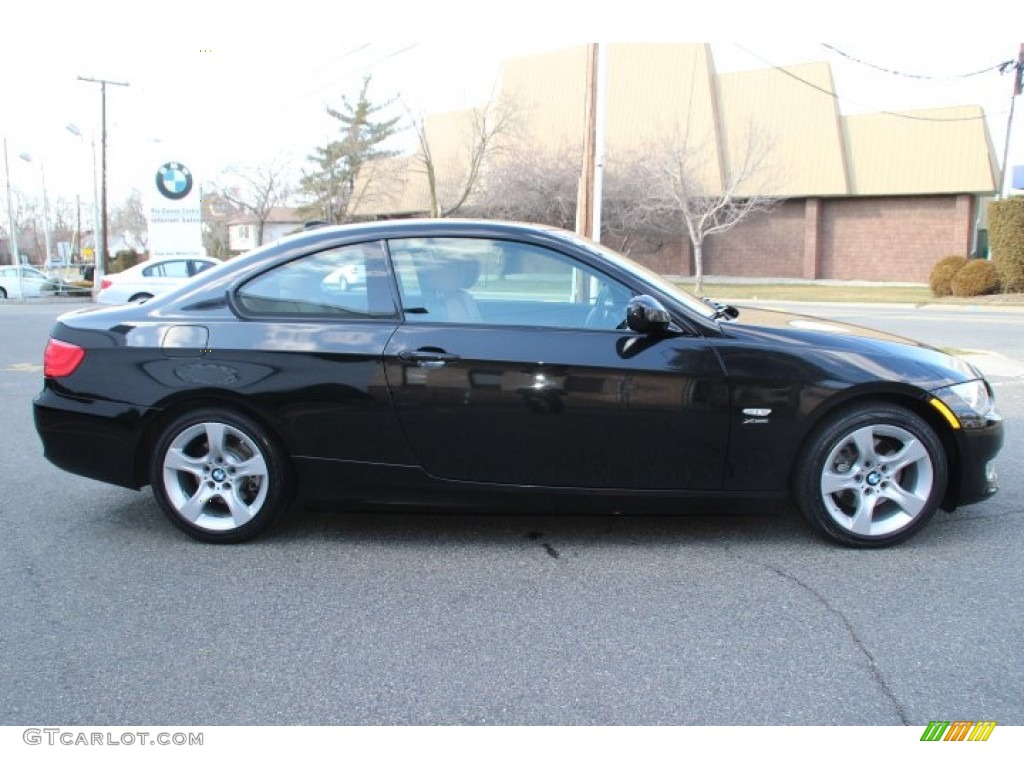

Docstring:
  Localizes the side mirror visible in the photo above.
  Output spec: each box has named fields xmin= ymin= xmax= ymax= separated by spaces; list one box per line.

xmin=626 ymin=295 xmax=671 ymax=335
xmin=713 ymin=301 xmax=739 ymax=319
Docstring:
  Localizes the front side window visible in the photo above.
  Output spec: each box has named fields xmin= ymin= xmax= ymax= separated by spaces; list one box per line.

xmin=387 ymin=237 xmax=634 ymax=330
xmin=235 ymin=241 xmax=396 ymax=318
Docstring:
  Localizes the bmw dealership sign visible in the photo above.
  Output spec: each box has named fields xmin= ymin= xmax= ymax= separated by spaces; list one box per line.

xmin=147 ymin=160 xmax=202 ymax=257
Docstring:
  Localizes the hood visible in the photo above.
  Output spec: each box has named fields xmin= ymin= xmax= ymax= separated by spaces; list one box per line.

xmin=717 ymin=305 xmax=980 ymax=389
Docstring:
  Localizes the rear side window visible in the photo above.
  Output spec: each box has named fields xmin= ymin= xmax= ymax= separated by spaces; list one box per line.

xmin=235 ymin=241 xmax=397 ymax=319
xmin=144 ymin=260 xmax=191 ymax=278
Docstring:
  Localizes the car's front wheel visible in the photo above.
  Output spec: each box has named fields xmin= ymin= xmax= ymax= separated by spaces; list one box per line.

xmin=151 ymin=409 xmax=293 ymax=543
xmin=793 ymin=403 xmax=948 ymax=547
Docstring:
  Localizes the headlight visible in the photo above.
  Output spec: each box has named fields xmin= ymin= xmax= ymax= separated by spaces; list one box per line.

xmin=932 ymin=380 xmax=999 ymax=428
xmin=945 ymin=380 xmax=994 ymax=415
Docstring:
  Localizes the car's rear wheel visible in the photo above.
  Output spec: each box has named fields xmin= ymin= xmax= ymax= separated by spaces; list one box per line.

xmin=793 ymin=403 xmax=947 ymax=547
xmin=129 ymin=293 xmax=153 ymax=303
xmin=151 ymin=409 xmax=293 ymax=543
xmin=0 ymin=287 xmax=7 ymax=299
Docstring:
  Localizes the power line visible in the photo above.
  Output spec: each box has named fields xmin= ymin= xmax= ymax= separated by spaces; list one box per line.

xmin=273 ymin=44 xmax=419 ymax=113
xmin=733 ymin=45 xmax=988 ymax=123
xmin=821 ymin=44 xmax=1013 ymax=80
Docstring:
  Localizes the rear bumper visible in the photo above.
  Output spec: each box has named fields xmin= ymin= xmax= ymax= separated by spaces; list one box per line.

xmin=34 ymin=389 xmax=153 ymax=490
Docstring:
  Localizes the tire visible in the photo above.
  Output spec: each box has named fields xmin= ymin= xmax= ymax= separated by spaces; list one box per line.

xmin=129 ymin=293 xmax=153 ymax=303
xmin=793 ymin=402 xmax=947 ymax=548
xmin=0 ymin=287 xmax=7 ymax=299
xmin=151 ymin=409 xmax=293 ymax=543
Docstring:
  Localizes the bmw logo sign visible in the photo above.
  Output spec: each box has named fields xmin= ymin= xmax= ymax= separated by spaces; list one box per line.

xmin=155 ymin=162 xmax=194 ymax=200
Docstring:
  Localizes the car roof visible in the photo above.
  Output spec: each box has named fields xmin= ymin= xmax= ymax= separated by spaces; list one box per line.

xmin=227 ymin=219 xmax=571 ymax=267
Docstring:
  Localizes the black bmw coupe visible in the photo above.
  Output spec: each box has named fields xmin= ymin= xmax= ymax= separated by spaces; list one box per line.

xmin=34 ymin=220 xmax=1003 ymax=546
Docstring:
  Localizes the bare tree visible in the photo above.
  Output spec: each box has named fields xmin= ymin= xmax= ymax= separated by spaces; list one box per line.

xmin=45 ymin=196 xmax=79 ymax=262
xmin=216 ymin=159 xmax=293 ymax=248
xmin=10 ymin=191 xmax=41 ymax=261
xmin=408 ymin=93 xmax=520 ymax=218
xmin=200 ymin=187 xmax=238 ymax=259
xmin=110 ymin=191 xmax=149 ymax=253
xmin=601 ymin=155 xmax=678 ymax=258
xmin=473 ymin=142 xmax=579 ymax=228
xmin=628 ymin=126 xmax=780 ymax=294
xmin=2 ymin=188 xmax=33 ymax=262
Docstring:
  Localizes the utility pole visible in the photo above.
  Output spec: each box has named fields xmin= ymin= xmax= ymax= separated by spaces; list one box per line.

xmin=77 ymin=76 xmax=129 ymax=287
xmin=998 ymin=43 xmax=1023 ymax=198
xmin=577 ymin=44 xmax=599 ymax=240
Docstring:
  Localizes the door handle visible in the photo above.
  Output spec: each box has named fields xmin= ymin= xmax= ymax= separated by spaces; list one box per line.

xmin=397 ymin=349 xmax=461 ymax=368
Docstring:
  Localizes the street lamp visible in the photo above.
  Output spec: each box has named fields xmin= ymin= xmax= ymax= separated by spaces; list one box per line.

xmin=2 ymin=137 xmax=25 ymax=299
xmin=17 ymin=152 xmax=53 ymax=267
xmin=67 ymin=122 xmax=102 ymax=287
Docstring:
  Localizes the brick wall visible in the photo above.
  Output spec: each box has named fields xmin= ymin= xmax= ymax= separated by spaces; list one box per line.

xmin=819 ymin=196 xmax=973 ymax=281
xmin=703 ymin=201 xmax=806 ymax=277
xmin=628 ymin=194 xmax=976 ymax=282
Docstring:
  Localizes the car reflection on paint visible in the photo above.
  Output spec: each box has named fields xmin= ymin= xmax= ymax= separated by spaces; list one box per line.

xmin=96 ymin=256 xmax=220 ymax=305
xmin=33 ymin=219 xmax=1003 ymax=547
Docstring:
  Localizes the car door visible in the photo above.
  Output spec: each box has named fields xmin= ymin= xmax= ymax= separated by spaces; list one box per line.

xmin=221 ymin=240 xmax=408 ymax=467
xmin=382 ymin=236 xmax=730 ymax=491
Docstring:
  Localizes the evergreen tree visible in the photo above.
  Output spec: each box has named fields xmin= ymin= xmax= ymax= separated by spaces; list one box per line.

xmin=300 ymin=77 xmax=400 ymax=224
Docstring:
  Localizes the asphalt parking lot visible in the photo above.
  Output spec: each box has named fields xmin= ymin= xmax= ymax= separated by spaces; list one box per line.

xmin=1 ymin=300 xmax=1022 ymax=725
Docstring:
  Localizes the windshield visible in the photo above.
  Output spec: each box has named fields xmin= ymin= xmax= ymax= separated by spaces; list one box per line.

xmin=549 ymin=231 xmax=718 ymax=319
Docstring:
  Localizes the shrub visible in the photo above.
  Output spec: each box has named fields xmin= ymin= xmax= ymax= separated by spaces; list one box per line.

xmin=990 ymin=198 xmax=1024 ymax=293
xmin=108 ymin=249 xmax=141 ymax=274
xmin=950 ymin=258 xmax=1000 ymax=297
xmin=929 ymin=255 xmax=967 ymax=297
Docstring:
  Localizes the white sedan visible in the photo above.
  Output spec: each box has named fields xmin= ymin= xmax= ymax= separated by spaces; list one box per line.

xmin=0 ymin=265 xmax=53 ymax=299
xmin=97 ymin=257 xmax=220 ymax=305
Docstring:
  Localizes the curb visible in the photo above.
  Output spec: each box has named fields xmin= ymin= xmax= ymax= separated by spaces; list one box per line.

xmin=720 ymin=299 xmax=1024 ymax=313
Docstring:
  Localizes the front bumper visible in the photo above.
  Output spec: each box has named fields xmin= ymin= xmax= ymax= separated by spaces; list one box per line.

xmin=949 ymin=416 xmax=1003 ymax=508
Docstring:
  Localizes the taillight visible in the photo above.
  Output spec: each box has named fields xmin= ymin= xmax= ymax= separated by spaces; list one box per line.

xmin=100 ymin=279 xmax=112 ymax=290
xmin=44 ymin=339 xmax=86 ymax=378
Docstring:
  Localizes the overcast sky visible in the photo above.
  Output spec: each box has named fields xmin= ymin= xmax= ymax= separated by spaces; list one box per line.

xmin=2 ymin=1 xmax=1021 ymax=206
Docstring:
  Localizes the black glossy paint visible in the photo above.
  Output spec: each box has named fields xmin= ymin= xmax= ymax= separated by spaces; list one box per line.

xmin=34 ymin=219 xmax=1003 ymax=515
xmin=384 ymin=324 xmax=728 ymax=489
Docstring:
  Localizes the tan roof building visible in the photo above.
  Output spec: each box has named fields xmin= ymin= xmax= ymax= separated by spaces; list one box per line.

xmin=354 ymin=44 xmax=1000 ymax=282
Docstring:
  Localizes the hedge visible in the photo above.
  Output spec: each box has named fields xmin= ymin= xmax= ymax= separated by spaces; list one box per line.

xmin=989 ymin=197 xmax=1024 ymax=293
